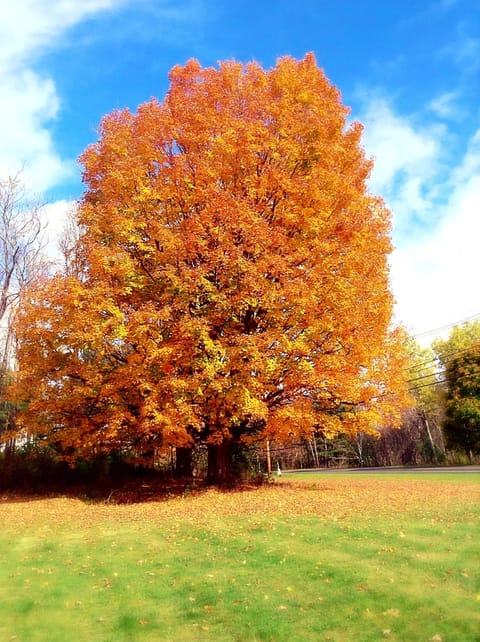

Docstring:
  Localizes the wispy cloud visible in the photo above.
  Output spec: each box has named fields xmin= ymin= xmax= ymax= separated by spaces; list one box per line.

xmin=0 ymin=0 xmax=129 ymax=194
xmin=359 ymin=95 xmax=480 ymax=341
xmin=390 ymin=155 xmax=480 ymax=341
xmin=428 ymin=91 xmax=460 ymax=119
xmin=359 ymin=97 xmax=446 ymax=238
xmin=441 ymin=22 xmax=480 ymax=74
xmin=0 ymin=67 xmax=66 ymax=193
xmin=0 ymin=0 xmax=125 ymax=64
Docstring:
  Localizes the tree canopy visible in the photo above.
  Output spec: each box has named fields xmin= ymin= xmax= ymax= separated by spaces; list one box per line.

xmin=433 ymin=321 xmax=480 ymax=458
xmin=13 ymin=54 xmax=410 ymax=482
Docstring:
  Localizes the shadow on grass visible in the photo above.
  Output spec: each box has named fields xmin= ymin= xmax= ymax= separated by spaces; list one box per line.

xmin=1 ymin=477 xmax=202 ymax=504
xmin=0 ymin=464 xmax=277 ymax=505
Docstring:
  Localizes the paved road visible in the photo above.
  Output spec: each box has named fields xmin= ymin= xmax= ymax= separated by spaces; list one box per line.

xmin=284 ymin=465 xmax=480 ymax=474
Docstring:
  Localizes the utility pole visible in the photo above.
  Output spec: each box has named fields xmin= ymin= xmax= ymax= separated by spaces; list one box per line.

xmin=266 ymin=439 xmax=272 ymax=475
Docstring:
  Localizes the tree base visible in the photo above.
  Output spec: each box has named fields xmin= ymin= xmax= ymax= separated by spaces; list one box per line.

xmin=207 ymin=440 xmax=235 ymax=485
xmin=174 ymin=447 xmax=193 ymax=478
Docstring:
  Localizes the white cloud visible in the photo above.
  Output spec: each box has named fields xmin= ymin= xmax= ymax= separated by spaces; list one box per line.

xmin=390 ymin=165 xmax=480 ymax=343
xmin=0 ymin=68 xmax=72 ymax=194
xmin=451 ymin=129 xmax=480 ymax=182
xmin=361 ymin=98 xmax=441 ymax=191
xmin=449 ymin=30 xmax=480 ymax=73
xmin=0 ymin=0 xmax=128 ymax=195
xmin=428 ymin=91 xmax=459 ymax=119
xmin=0 ymin=1 xmax=123 ymax=65
xmin=359 ymin=98 xmax=446 ymax=238
xmin=359 ymin=98 xmax=480 ymax=345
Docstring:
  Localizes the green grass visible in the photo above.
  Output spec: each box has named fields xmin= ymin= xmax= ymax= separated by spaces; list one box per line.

xmin=0 ymin=476 xmax=479 ymax=641
xmin=284 ymin=471 xmax=480 ymax=483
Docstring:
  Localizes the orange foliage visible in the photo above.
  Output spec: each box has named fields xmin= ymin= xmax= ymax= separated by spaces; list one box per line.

xmin=13 ymin=54 xmax=411 ymax=459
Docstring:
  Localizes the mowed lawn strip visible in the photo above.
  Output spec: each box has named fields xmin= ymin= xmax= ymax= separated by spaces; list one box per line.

xmin=0 ymin=475 xmax=478 ymax=642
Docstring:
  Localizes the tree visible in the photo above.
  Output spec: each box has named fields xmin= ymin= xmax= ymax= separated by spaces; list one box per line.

xmin=0 ymin=173 xmax=46 ymax=453
xmin=0 ymin=173 xmax=45 ymax=360
xmin=391 ymin=337 xmax=446 ymax=465
xmin=13 ymin=54 xmax=411 ymax=482
xmin=433 ymin=322 xmax=480 ymax=460
xmin=57 ymin=203 xmax=86 ymax=278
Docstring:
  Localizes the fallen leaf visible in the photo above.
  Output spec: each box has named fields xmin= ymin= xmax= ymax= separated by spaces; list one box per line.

xmin=383 ymin=608 xmax=400 ymax=617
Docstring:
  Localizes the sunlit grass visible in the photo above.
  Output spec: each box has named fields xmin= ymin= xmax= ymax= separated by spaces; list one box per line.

xmin=0 ymin=475 xmax=478 ymax=641
xmin=283 ymin=470 xmax=480 ymax=483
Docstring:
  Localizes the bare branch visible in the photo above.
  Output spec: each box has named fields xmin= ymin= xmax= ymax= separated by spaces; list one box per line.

xmin=0 ymin=171 xmax=47 ymax=365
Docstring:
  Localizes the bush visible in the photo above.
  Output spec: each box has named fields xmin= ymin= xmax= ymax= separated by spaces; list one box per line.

xmin=444 ymin=450 xmax=480 ymax=466
xmin=0 ymin=444 xmax=169 ymax=493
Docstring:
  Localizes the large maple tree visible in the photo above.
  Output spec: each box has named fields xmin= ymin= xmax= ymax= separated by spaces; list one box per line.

xmin=14 ymin=54 xmax=410 ymax=482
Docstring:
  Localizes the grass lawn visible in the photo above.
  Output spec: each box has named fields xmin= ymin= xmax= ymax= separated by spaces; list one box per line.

xmin=0 ymin=473 xmax=478 ymax=641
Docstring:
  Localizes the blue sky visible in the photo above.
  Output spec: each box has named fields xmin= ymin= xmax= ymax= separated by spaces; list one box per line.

xmin=1 ymin=0 xmax=479 ymax=344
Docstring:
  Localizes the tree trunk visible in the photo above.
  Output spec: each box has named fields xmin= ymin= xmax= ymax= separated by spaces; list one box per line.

xmin=4 ymin=437 xmax=15 ymax=458
xmin=207 ymin=439 xmax=234 ymax=485
xmin=421 ymin=411 xmax=437 ymax=463
xmin=174 ymin=447 xmax=193 ymax=478
xmin=265 ymin=439 xmax=271 ymax=475
xmin=312 ymin=437 xmax=320 ymax=468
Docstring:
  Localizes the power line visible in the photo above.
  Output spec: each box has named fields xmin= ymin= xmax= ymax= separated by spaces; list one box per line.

xmin=407 ymin=342 xmax=480 ymax=373
xmin=409 ymin=369 xmax=480 ymax=393
xmin=407 ymin=364 xmax=480 ymax=385
xmin=414 ymin=312 xmax=480 ymax=339
xmin=408 ymin=370 xmax=446 ymax=385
